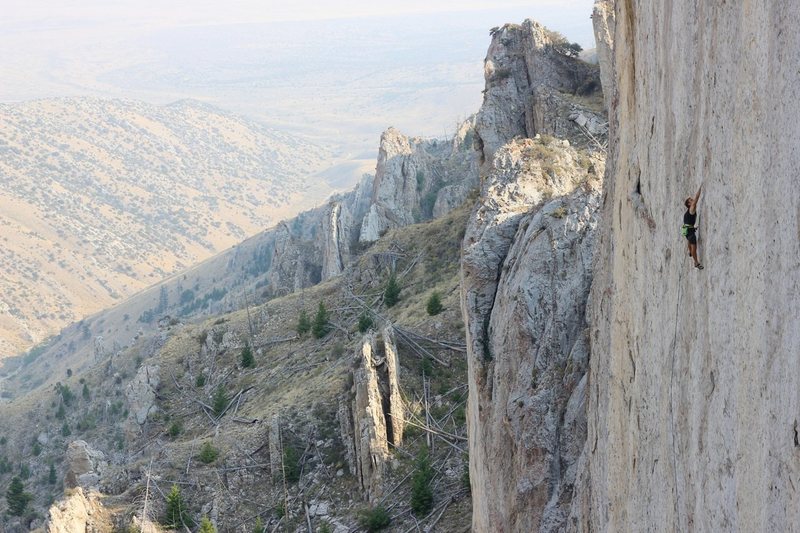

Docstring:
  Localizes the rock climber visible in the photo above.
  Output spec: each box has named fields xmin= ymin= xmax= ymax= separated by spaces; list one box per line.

xmin=682 ymin=185 xmax=703 ymax=269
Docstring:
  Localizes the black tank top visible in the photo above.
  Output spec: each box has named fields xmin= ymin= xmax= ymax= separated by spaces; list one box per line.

xmin=683 ymin=210 xmax=696 ymax=226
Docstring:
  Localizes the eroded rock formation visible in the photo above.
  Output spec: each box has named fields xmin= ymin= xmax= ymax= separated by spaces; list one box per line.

xmin=344 ymin=327 xmax=404 ymax=501
xmin=125 ymin=364 xmax=160 ymax=425
xmin=475 ymin=20 xmax=602 ymax=167
xmin=462 ymin=135 xmax=603 ymax=532
xmin=64 ymin=440 xmax=107 ymax=490
xmin=45 ymin=488 xmax=112 ymax=533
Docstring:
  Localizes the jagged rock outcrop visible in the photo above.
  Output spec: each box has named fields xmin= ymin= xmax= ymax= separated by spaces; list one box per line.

xmin=45 ymin=488 xmax=112 ymax=533
xmin=345 ymin=327 xmax=404 ymax=501
xmin=591 ymin=1 xmax=615 ymax=111
xmin=125 ymin=364 xmax=160 ymax=425
xmin=475 ymin=20 xmax=602 ymax=167
xmin=462 ymin=133 xmax=603 ymax=532
xmin=358 ymin=126 xmax=477 ymax=242
xmin=64 ymin=440 xmax=107 ymax=489
xmin=570 ymin=1 xmax=800 ymax=531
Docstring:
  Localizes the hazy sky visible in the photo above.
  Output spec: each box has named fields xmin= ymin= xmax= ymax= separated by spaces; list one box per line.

xmin=4 ymin=0 xmax=592 ymax=26
xmin=1 ymin=0 xmax=597 ymax=157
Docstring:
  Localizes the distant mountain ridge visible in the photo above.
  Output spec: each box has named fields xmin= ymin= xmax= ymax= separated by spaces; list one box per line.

xmin=0 ymin=97 xmax=331 ymax=356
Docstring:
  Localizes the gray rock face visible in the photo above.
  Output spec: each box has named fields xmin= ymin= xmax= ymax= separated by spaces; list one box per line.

xmin=571 ymin=1 xmax=800 ymax=531
xmin=591 ymin=1 xmax=615 ymax=111
xmin=346 ymin=328 xmax=404 ymax=501
xmin=124 ymin=364 xmax=159 ymax=425
xmin=64 ymin=440 xmax=106 ymax=489
xmin=462 ymin=133 xmax=603 ymax=531
xmin=475 ymin=20 xmax=602 ymax=167
xmin=358 ymin=123 xmax=480 ymax=243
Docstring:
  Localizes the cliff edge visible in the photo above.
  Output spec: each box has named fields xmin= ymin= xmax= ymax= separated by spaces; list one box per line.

xmin=576 ymin=1 xmax=800 ymax=531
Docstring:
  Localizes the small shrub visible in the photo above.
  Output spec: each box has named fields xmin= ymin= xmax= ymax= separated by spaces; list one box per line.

xmin=358 ymin=505 xmax=391 ymax=532
xmin=31 ymin=441 xmax=42 ymax=456
xmin=357 ymin=312 xmax=373 ymax=333
xmin=198 ymin=441 xmax=219 ymax=464
xmin=550 ymin=206 xmax=568 ymax=218
xmin=283 ymin=445 xmax=301 ymax=483
xmin=199 ymin=516 xmax=216 ymax=533
xmin=240 ymin=344 xmax=255 ymax=368
xmin=82 ymin=383 xmax=90 ymax=400
xmin=296 ymin=310 xmax=311 ymax=336
xmin=253 ymin=516 xmax=265 ymax=533
xmin=61 ymin=422 xmax=71 ymax=437
xmin=163 ymin=484 xmax=194 ymax=529
xmin=411 ymin=450 xmax=434 ymax=516
xmin=384 ymin=274 xmax=401 ymax=308
xmin=168 ymin=421 xmax=183 ymax=438
xmin=312 ymin=302 xmax=330 ymax=339
xmin=415 ymin=170 xmax=425 ymax=191
xmin=212 ymin=385 xmax=228 ymax=417
xmin=425 ymin=292 xmax=443 ymax=316
xmin=48 ymin=463 xmax=57 ymax=485
xmin=195 ymin=373 xmax=206 ymax=387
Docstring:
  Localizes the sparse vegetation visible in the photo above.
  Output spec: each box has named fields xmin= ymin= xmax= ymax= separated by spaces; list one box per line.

xmin=358 ymin=505 xmax=391 ymax=532
xmin=168 ymin=420 xmax=183 ymax=438
xmin=312 ymin=301 xmax=330 ymax=339
xmin=163 ymin=484 xmax=194 ymax=529
xmin=357 ymin=311 xmax=373 ymax=333
xmin=199 ymin=516 xmax=216 ymax=533
xmin=296 ymin=309 xmax=311 ymax=336
xmin=410 ymin=449 xmax=434 ymax=516
xmin=5 ymin=476 xmax=32 ymax=516
xmin=240 ymin=343 xmax=255 ymax=368
xmin=198 ymin=441 xmax=219 ymax=464
xmin=384 ymin=274 xmax=401 ymax=307
xmin=212 ymin=385 xmax=229 ymax=417
xmin=426 ymin=291 xmax=443 ymax=315
xmin=283 ymin=444 xmax=301 ymax=483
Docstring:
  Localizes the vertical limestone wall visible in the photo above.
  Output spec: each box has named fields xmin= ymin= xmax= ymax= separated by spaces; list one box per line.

xmin=581 ymin=1 xmax=800 ymax=531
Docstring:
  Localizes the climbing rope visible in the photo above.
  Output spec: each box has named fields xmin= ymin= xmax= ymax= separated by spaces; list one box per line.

xmin=668 ymin=254 xmax=685 ymax=525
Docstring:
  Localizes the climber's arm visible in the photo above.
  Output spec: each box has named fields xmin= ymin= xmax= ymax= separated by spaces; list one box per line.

xmin=690 ymin=185 xmax=702 ymax=214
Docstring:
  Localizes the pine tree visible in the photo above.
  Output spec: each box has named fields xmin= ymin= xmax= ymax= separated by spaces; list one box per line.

xmin=48 ymin=463 xmax=57 ymax=485
xmin=5 ymin=476 xmax=32 ymax=516
xmin=82 ymin=382 xmax=91 ymax=400
xmin=198 ymin=441 xmax=219 ymax=464
xmin=426 ymin=291 xmax=443 ymax=316
xmin=163 ymin=484 xmax=194 ymax=528
xmin=253 ymin=516 xmax=265 ymax=533
xmin=312 ymin=301 xmax=330 ymax=339
xmin=357 ymin=311 xmax=373 ymax=333
xmin=240 ymin=343 xmax=255 ymax=368
xmin=199 ymin=516 xmax=216 ymax=533
xmin=61 ymin=422 xmax=71 ymax=437
xmin=410 ymin=450 xmax=434 ymax=516
xmin=384 ymin=274 xmax=401 ymax=307
xmin=296 ymin=309 xmax=311 ymax=336
xmin=212 ymin=384 xmax=228 ymax=417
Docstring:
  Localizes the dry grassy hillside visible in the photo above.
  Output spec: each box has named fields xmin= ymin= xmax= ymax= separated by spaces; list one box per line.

xmin=0 ymin=97 xmax=333 ymax=357
xmin=0 ymin=203 xmax=473 ymax=531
